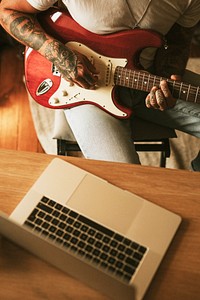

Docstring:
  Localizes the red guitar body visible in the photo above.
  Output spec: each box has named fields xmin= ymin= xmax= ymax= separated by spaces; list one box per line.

xmin=25 ymin=8 xmax=163 ymax=118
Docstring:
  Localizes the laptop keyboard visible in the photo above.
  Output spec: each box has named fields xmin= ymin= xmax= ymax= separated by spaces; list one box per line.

xmin=24 ymin=196 xmax=147 ymax=283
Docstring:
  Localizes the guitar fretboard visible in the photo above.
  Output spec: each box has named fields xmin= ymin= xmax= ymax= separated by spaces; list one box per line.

xmin=114 ymin=66 xmax=200 ymax=104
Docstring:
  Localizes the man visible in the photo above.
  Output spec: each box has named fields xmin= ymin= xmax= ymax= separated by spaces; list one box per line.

xmin=0 ymin=0 xmax=200 ymax=167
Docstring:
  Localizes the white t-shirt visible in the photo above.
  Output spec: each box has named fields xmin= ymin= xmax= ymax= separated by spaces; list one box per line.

xmin=26 ymin=0 xmax=200 ymax=67
xmin=27 ymin=0 xmax=200 ymax=33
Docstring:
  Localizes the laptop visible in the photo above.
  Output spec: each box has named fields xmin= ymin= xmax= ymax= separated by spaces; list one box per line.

xmin=0 ymin=158 xmax=181 ymax=300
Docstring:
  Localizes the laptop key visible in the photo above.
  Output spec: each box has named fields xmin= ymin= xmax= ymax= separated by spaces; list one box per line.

xmin=24 ymin=196 xmax=147 ymax=284
xmin=37 ymin=203 xmax=53 ymax=214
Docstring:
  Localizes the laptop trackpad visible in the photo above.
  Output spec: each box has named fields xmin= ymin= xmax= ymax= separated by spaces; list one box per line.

xmin=67 ymin=175 xmax=143 ymax=235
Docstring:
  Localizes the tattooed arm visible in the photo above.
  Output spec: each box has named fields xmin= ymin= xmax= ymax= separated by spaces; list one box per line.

xmin=0 ymin=0 xmax=98 ymax=89
xmin=146 ymin=23 xmax=196 ymax=111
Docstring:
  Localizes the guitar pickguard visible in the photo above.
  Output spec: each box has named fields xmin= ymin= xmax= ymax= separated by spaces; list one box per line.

xmin=48 ymin=42 xmax=128 ymax=117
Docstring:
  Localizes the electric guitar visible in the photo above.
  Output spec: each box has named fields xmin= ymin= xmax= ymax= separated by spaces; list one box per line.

xmin=25 ymin=8 xmax=200 ymax=119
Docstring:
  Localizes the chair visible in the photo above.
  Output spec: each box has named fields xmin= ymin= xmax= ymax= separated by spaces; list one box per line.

xmin=56 ymin=116 xmax=177 ymax=168
xmin=57 ymin=138 xmax=171 ymax=167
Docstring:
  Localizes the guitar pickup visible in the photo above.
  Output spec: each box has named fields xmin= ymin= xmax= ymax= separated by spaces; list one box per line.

xmin=105 ymin=60 xmax=112 ymax=86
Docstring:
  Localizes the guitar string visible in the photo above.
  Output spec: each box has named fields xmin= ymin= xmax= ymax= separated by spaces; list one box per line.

xmin=115 ymin=67 xmax=200 ymax=102
xmin=118 ymin=75 xmax=199 ymax=99
xmin=116 ymin=67 xmax=197 ymax=92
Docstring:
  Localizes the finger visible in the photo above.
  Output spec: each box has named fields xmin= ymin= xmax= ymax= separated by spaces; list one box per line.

xmin=145 ymin=88 xmax=156 ymax=108
xmin=85 ymin=60 xmax=99 ymax=75
xmin=155 ymin=89 xmax=167 ymax=111
xmin=149 ymin=86 xmax=159 ymax=109
xmin=160 ymin=80 xmax=177 ymax=108
xmin=160 ymin=80 xmax=172 ymax=100
xmin=72 ymin=76 xmax=92 ymax=89
xmin=76 ymin=62 xmax=98 ymax=88
xmin=170 ymin=74 xmax=181 ymax=81
xmin=84 ymin=73 xmax=98 ymax=89
xmin=76 ymin=51 xmax=99 ymax=79
xmin=81 ymin=72 xmax=97 ymax=86
xmin=72 ymin=74 xmax=97 ymax=90
xmin=81 ymin=54 xmax=99 ymax=75
xmin=145 ymin=93 xmax=151 ymax=108
xmin=145 ymin=91 xmax=158 ymax=109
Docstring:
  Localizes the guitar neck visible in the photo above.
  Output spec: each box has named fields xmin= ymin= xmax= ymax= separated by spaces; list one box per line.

xmin=115 ymin=66 xmax=200 ymax=104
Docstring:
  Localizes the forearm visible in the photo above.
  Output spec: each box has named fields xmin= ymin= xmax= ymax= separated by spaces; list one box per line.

xmin=0 ymin=7 xmax=77 ymax=79
xmin=0 ymin=2 xmax=108 ymax=89
xmin=154 ymin=23 xmax=195 ymax=78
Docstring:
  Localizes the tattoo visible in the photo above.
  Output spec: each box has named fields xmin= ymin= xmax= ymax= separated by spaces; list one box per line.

xmin=9 ymin=13 xmax=47 ymax=50
xmin=1 ymin=9 xmax=78 ymax=80
xmin=154 ymin=23 xmax=196 ymax=78
xmin=44 ymin=40 xmax=78 ymax=80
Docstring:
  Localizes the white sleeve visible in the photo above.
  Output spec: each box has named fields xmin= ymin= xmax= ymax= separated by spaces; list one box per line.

xmin=26 ymin=0 xmax=57 ymax=11
xmin=177 ymin=0 xmax=200 ymax=27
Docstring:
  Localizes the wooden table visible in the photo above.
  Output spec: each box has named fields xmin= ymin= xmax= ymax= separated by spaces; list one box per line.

xmin=0 ymin=149 xmax=199 ymax=300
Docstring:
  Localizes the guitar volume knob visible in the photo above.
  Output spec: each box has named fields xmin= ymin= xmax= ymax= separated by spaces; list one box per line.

xmin=62 ymin=90 xmax=68 ymax=96
xmin=52 ymin=97 xmax=60 ymax=104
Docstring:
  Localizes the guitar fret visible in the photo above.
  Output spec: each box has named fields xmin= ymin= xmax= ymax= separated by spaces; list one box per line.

xmin=125 ymin=69 xmax=129 ymax=86
xmin=141 ymin=72 xmax=145 ymax=91
xmin=186 ymin=84 xmax=191 ymax=102
xmin=149 ymin=76 xmax=154 ymax=90
xmin=138 ymin=72 xmax=146 ymax=90
xmin=152 ymin=75 xmax=156 ymax=87
xmin=136 ymin=72 xmax=140 ymax=89
xmin=182 ymin=83 xmax=189 ymax=101
xmin=140 ymin=73 xmax=149 ymax=91
xmin=127 ymin=69 xmax=131 ymax=87
xmin=115 ymin=67 xmax=122 ymax=85
xmin=172 ymin=80 xmax=175 ymax=96
xmin=133 ymin=70 xmax=137 ymax=88
xmin=147 ymin=74 xmax=150 ymax=91
xmin=195 ymin=86 xmax=200 ymax=103
xmin=121 ymin=68 xmax=125 ymax=86
xmin=178 ymin=82 xmax=183 ymax=99
xmin=139 ymin=72 xmax=145 ymax=91
xmin=144 ymin=75 xmax=147 ymax=90
xmin=131 ymin=70 xmax=134 ymax=86
xmin=130 ymin=70 xmax=134 ymax=88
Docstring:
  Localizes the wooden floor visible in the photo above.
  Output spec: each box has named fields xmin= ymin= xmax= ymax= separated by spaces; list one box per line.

xmin=0 ymin=46 xmax=44 ymax=153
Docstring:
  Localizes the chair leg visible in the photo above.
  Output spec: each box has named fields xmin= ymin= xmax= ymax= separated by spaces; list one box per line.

xmin=159 ymin=139 xmax=171 ymax=168
xmin=57 ymin=139 xmax=66 ymax=156
xmin=57 ymin=138 xmax=171 ymax=167
xmin=57 ymin=139 xmax=81 ymax=156
xmin=160 ymin=152 xmax=166 ymax=168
